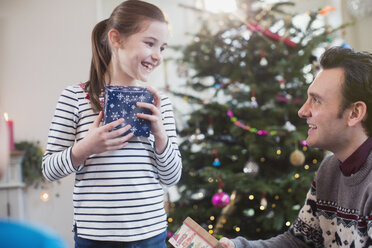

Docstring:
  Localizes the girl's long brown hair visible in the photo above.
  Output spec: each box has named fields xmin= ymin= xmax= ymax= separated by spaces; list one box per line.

xmin=86 ymin=0 xmax=167 ymax=112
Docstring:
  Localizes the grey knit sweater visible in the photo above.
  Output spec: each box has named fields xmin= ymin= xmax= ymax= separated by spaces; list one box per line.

xmin=232 ymin=151 xmax=372 ymax=248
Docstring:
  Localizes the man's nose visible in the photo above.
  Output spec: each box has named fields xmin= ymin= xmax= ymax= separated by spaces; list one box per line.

xmin=298 ymin=101 xmax=310 ymax=118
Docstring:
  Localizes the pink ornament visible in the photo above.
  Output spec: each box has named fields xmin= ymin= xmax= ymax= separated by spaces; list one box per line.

xmin=212 ymin=191 xmax=230 ymax=208
xmin=276 ymin=94 xmax=289 ymax=103
xmin=257 ymin=130 xmax=269 ymax=136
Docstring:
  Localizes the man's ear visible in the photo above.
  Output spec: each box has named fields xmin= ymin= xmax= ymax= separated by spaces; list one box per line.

xmin=348 ymin=101 xmax=367 ymax=127
xmin=107 ymin=28 xmax=122 ymax=49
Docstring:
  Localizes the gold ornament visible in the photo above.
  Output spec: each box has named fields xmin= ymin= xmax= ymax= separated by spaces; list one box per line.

xmin=289 ymin=149 xmax=305 ymax=166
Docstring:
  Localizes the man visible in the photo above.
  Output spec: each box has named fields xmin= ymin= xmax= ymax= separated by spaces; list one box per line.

xmin=219 ymin=46 xmax=372 ymax=247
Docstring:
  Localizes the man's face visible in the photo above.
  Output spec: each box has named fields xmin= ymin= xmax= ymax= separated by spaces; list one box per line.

xmin=298 ymin=68 xmax=349 ymax=153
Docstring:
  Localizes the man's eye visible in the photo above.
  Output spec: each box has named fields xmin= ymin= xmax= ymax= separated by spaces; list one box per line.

xmin=160 ymin=47 xmax=166 ymax=52
xmin=145 ymin=42 xmax=154 ymax=47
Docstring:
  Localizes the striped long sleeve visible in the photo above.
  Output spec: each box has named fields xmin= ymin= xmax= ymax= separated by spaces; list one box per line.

xmin=42 ymin=84 xmax=182 ymax=242
xmin=151 ymin=96 xmax=182 ymax=187
xmin=42 ymin=86 xmax=80 ymax=181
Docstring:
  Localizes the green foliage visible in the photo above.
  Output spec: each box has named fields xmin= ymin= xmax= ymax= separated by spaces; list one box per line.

xmin=15 ymin=141 xmax=44 ymax=187
xmin=168 ymin=0 xmax=341 ymax=241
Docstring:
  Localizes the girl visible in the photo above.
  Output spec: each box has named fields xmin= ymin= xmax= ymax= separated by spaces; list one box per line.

xmin=42 ymin=0 xmax=182 ymax=247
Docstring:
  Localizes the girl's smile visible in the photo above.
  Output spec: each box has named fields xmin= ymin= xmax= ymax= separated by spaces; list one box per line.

xmin=108 ymin=20 xmax=168 ymax=86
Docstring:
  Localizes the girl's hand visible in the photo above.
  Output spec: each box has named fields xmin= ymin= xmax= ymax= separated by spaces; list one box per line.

xmin=136 ymin=86 xmax=168 ymax=153
xmin=71 ymin=111 xmax=134 ymax=167
xmin=219 ymin=238 xmax=235 ymax=248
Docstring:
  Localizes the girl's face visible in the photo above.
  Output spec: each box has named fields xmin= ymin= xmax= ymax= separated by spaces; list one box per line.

xmin=114 ymin=20 xmax=168 ymax=85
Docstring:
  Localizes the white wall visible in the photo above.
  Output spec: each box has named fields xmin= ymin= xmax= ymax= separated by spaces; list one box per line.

xmin=0 ymin=0 xmax=197 ymax=247
xmin=340 ymin=0 xmax=372 ymax=52
xmin=0 ymin=0 xmax=96 ymax=144
xmin=0 ymin=0 xmax=96 ymax=247
xmin=0 ymin=0 xmax=371 ymax=247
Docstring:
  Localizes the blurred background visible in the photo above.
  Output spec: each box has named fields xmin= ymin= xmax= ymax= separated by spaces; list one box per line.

xmin=0 ymin=0 xmax=371 ymax=247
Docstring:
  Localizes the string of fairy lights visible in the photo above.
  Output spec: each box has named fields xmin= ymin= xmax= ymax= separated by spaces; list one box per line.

xmin=166 ymin=1 xmax=343 ymax=239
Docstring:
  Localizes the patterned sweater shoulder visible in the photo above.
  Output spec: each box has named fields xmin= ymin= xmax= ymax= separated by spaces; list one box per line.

xmin=232 ymin=152 xmax=372 ymax=248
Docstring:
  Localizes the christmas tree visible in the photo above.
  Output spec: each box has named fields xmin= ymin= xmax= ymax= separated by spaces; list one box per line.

xmin=167 ymin=0 xmax=344 ymax=241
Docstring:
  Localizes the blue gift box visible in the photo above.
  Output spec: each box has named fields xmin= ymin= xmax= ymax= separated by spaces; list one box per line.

xmin=103 ymin=86 xmax=153 ymax=137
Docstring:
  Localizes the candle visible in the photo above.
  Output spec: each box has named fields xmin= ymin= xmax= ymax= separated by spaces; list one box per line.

xmin=3 ymin=113 xmax=15 ymax=151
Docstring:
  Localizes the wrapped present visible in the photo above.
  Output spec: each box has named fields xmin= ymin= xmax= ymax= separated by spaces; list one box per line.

xmin=103 ymin=86 xmax=153 ymax=137
xmin=169 ymin=217 xmax=224 ymax=248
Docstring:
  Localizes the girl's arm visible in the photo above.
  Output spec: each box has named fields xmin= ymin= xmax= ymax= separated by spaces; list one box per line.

xmin=42 ymin=86 xmax=134 ymax=182
xmin=152 ymin=95 xmax=182 ymax=187
xmin=136 ymin=87 xmax=182 ymax=187
xmin=42 ymin=86 xmax=81 ymax=181
xmin=70 ymin=111 xmax=133 ymax=166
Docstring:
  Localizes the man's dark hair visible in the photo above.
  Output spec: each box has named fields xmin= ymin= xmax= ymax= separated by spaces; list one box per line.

xmin=320 ymin=46 xmax=372 ymax=136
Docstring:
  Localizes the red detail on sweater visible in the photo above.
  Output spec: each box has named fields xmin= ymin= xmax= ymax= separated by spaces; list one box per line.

xmin=79 ymin=83 xmax=90 ymax=100
xmin=316 ymin=202 xmax=368 ymax=227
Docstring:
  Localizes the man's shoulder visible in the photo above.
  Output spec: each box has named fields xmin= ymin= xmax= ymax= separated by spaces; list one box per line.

xmin=315 ymin=153 xmax=340 ymax=181
xmin=318 ymin=152 xmax=339 ymax=170
xmin=366 ymin=150 xmax=372 ymax=164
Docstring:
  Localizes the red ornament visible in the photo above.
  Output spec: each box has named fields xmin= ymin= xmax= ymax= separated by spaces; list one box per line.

xmin=246 ymin=23 xmax=296 ymax=48
xmin=319 ymin=5 xmax=335 ymax=16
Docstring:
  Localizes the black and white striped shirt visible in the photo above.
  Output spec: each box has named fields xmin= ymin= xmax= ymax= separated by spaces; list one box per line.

xmin=42 ymin=84 xmax=182 ymax=242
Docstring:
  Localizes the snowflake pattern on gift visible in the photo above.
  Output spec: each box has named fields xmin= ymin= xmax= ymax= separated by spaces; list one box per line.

xmin=131 ymin=126 xmax=138 ymax=133
xmin=110 ymin=112 xmax=120 ymax=120
xmin=117 ymin=92 xmax=124 ymax=101
xmin=139 ymin=94 xmax=146 ymax=102
xmin=103 ymin=86 xmax=153 ymax=137
xmin=124 ymin=95 xmax=131 ymax=104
